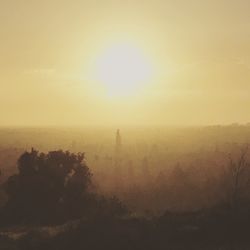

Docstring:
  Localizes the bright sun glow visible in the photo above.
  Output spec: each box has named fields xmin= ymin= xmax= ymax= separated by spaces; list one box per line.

xmin=94 ymin=43 xmax=153 ymax=96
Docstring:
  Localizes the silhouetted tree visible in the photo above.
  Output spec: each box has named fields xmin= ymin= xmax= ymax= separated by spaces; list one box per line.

xmin=4 ymin=149 xmax=92 ymax=223
xmin=227 ymin=145 xmax=250 ymax=211
xmin=2 ymin=148 xmax=129 ymax=225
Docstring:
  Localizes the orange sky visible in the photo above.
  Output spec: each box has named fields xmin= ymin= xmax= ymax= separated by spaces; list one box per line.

xmin=1 ymin=0 xmax=250 ymax=126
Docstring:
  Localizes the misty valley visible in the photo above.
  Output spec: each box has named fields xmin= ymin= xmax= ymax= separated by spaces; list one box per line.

xmin=0 ymin=125 xmax=250 ymax=249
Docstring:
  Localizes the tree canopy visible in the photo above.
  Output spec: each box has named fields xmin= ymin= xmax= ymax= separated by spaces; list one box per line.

xmin=4 ymin=149 xmax=92 ymax=223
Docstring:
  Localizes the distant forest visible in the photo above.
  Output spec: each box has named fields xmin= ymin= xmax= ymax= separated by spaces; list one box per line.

xmin=1 ymin=125 xmax=250 ymax=249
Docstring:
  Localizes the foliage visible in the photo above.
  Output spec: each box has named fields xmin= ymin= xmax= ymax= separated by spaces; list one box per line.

xmin=3 ymin=149 xmax=92 ymax=224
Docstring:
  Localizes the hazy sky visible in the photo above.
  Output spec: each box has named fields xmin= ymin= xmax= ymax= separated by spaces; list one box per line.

xmin=1 ymin=0 xmax=250 ymax=126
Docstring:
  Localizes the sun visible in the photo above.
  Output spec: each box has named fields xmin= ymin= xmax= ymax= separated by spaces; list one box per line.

xmin=94 ymin=43 xmax=153 ymax=96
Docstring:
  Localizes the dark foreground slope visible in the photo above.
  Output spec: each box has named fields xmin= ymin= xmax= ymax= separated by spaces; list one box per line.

xmin=2 ymin=209 xmax=250 ymax=250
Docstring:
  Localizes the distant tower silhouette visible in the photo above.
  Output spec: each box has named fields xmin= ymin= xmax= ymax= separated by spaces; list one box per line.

xmin=115 ymin=129 xmax=122 ymax=155
xmin=115 ymin=129 xmax=122 ymax=166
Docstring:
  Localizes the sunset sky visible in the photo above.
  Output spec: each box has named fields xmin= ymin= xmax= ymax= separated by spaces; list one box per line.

xmin=1 ymin=0 xmax=250 ymax=126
